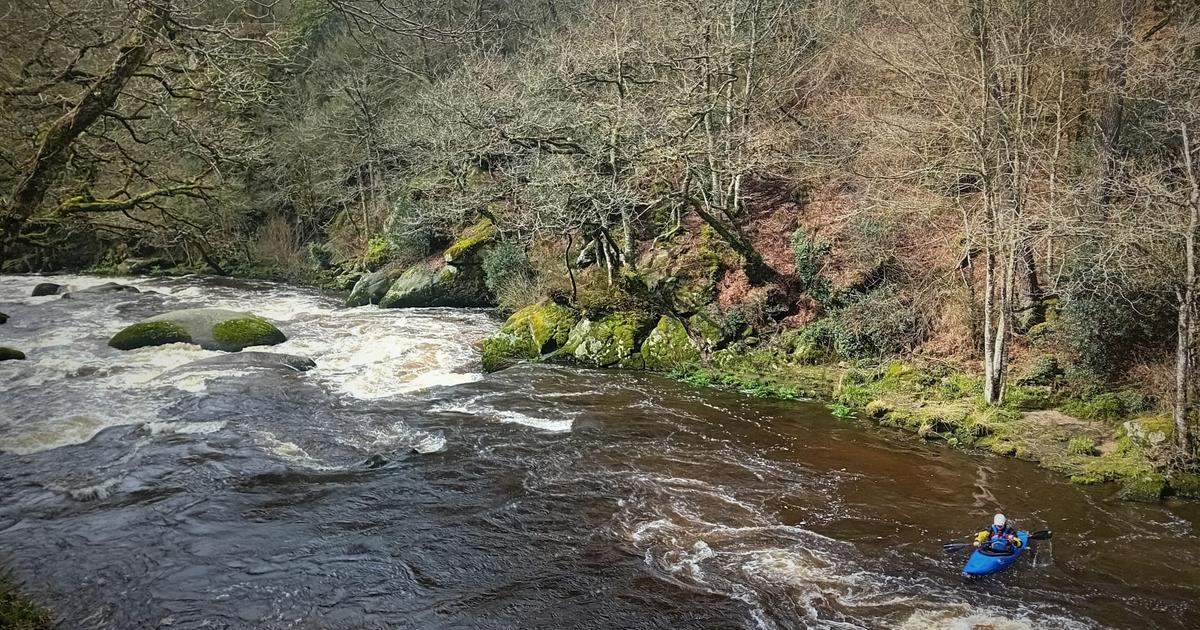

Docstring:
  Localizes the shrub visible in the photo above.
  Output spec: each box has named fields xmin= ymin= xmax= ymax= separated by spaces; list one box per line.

xmin=791 ymin=227 xmax=832 ymax=305
xmin=482 ymin=240 xmax=534 ymax=295
xmin=307 ymin=241 xmax=333 ymax=269
xmin=1068 ymin=436 xmax=1097 ymax=456
xmin=830 ymin=283 xmax=923 ymax=359
xmin=829 ymin=402 xmax=856 ymax=419
xmin=1016 ymin=355 xmax=1063 ymax=386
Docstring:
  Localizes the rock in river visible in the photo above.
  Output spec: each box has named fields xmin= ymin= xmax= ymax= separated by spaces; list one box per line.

xmin=181 ymin=351 xmax=315 ymax=372
xmin=109 ymin=308 xmax=286 ymax=352
xmin=32 ymin=282 xmax=64 ymax=296
xmin=0 ymin=347 xmax=26 ymax=361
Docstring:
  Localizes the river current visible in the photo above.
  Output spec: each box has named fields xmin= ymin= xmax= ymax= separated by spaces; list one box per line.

xmin=1 ymin=274 xmax=1198 ymax=629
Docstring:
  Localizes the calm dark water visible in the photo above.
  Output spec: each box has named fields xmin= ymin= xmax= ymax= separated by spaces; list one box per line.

xmin=1 ymin=274 xmax=1197 ymax=629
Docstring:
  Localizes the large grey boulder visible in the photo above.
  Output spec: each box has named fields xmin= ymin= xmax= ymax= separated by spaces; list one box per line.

xmin=32 ymin=282 xmax=63 ymax=296
xmin=379 ymin=263 xmax=491 ymax=308
xmin=109 ymin=308 xmax=285 ymax=352
xmin=179 ymin=351 xmax=315 ymax=372
xmin=346 ymin=269 xmax=397 ymax=307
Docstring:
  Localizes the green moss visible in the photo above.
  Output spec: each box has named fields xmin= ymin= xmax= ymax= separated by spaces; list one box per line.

xmin=562 ymin=310 xmax=655 ymax=367
xmin=642 ymin=316 xmax=701 ymax=372
xmin=211 ymin=317 xmax=286 ymax=352
xmin=480 ymin=304 xmax=580 ymax=372
xmin=1016 ymin=355 xmax=1063 ymax=386
xmin=0 ymin=574 xmax=52 ymax=630
xmin=0 ymin=347 xmax=25 ymax=361
xmin=1067 ymin=436 xmax=1097 ymax=456
xmin=444 ymin=218 xmax=497 ymax=263
xmin=1061 ymin=390 xmax=1150 ymax=423
xmin=108 ymin=321 xmax=193 ymax=350
xmin=1168 ymin=472 xmax=1200 ymax=499
xmin=1119 ymin=474 xmax=1167 ymax=502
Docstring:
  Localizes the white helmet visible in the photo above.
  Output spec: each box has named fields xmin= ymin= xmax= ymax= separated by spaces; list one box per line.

xmin=993 ymin=513 xmax=1007 ymax=527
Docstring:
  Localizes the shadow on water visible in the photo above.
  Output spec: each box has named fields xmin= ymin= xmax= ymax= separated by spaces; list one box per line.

xmin=1 ymin=274 xmax=1198 ymax=629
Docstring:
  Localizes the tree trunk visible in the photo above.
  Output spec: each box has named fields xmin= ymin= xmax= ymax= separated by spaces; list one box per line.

xmin=1093 ymin=0 xmax=1135 ymax=214
xmin=1175 ymin=122 xmax=1199 ymax=455
xmin=1 ymin=4 xmax=169 ymax=246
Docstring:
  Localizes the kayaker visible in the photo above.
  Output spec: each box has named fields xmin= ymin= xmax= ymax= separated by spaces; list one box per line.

xmin=974 ymin=513 xmax=1023 ymax=553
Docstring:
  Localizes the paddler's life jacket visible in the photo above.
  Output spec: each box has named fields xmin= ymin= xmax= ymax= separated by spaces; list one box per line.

xmin=987 ymin=524 xmax=1020 ymax=547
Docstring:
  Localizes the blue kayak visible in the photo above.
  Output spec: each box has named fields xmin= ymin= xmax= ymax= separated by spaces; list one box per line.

xmin=963 ymin=530 xmax=1030 ymax=576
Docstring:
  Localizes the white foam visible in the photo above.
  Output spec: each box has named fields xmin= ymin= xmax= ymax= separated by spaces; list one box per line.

xmin=495 ymin=410 xmax=573 ymax=432
xmin=142 ymin=420 xmax=227 ymax=435
xmin=0 ymin=414 xmax=112 ymax=455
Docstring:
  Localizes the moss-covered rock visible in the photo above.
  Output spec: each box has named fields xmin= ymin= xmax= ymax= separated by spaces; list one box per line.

xmin=1118 ymin=474 xmax=1167 ymax=502
xmin=642 ymin=316 xmax=701 ymax=372
xmin=562 ymin=310 xmax=656 ymax=368
xmin=480 ymin=303 xmax=580 ymax=372
xmin=1122 ymin=415 xmax=1171 ymax=448
xmin=1016 ymin=355 xmax=1063 ymax=386
xmin=0 ymin=347 xmax=26 ymax=361
xmin=1168 ymin=472 xmax=1200 ymax=499
xmin=444 ymin=218 xmax=497 ymax=264
xmin=108 ymin=321 xmax=193 ymax=350
xmin=212 ymin=317 xmax=287 ymax=352
xmin=379 ymin=263 xmax=492 ymax=308
xmin=109 ymin=308 xmax=285 ymax=352
xmin=346 ymin=268 xmax=399 ymax=307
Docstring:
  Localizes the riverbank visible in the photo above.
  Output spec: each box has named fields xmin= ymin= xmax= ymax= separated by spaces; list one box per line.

xmin=478 ymin=302 xmax=1199 ymax=503
xmin=0 ymin=574 xmax=52 ymax=630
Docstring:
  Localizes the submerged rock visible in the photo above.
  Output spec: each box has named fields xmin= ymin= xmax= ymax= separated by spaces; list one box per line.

xmin=109 ymin=308 xmax=286 ymax=352
xmin=641 ymin=316 xmax=701 ymax=372
xmin=64 ymin=282 xmax=140 ymax=297
xmin=379 ymin=263 xmax=490 ymax=308
xmin=31 ymin=282 xmax=63 ymax=296
xmin=0 ymin=347 xmax=25 ymax=361
xmin=346 ymin=269 xmax=398 ymax=307
xmin=481 ymin=303 xmax=579 ymax=372
xmin=181 ymin=351 xmax=315 ymax=372
xmin=562 ymin=310 xmax=656 ymax=369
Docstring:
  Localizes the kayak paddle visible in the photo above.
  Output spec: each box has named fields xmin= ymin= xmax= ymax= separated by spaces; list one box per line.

xmin=943 ymin=529 xmax=1052 ymax=552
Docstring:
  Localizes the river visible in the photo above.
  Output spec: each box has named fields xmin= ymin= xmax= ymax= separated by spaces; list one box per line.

xmin=1 ymin=274 xmax=1197 ymax=629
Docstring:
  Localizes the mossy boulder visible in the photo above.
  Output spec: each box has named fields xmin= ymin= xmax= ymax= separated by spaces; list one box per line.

xmin=1168 ymin=472 xmax=1200 ymax=499
xmin=1118 ymin=474 xmax=1167 ymax=502
xmin=1016 ymin=355 xmax=1063 ymax=386
xmin=642 ymin=316 xmax=701 ymax=372
xmin=31 ymin=282 xmax=63 ymax=297
xmin=1123 ymin=416 xmax=1171 ymax=448
xmin=481 ymin=303 xmax=580 ymax=372
xmin=444 ymin=218 xmax=497 ymax=265
xmin=0 ymin=347 xmax=26 ymax=361
xmin=109 ymin=321 xmax=193 ymax=350
xmin=109 ymin=308 xmax=285 ymax=352
xmin=346 ymin=269 xmax=398 ymax=307
xmin=562 ymin=311 xmax=656 ymax=368
xmin=379 ymin=263 xmax=491 ymax=308
xmin=638 ymin=248 xmax=716 ymax=315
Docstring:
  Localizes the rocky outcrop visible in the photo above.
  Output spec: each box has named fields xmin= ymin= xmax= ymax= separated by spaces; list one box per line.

xmin=443 ymin=218 xmax=497 ymax=265
xmin=109 ymin=308 xmax=286 ymax=352
xmin=641 ymin=316 xmax=701 ymax=372
xmin=116 ymin=257 xmax=169 ymax=275
xmin=31 ymin=282 xmax=63 ymax=296
xmin=0 ymin=347 xmax=25 ymax=361
xmin=346 ymin=269 xmax=398 ymax=307
xmin=481 ymin=303 xmax=579 ymax=372
xmin=561 ymin=310 xmax=656 ymax=369
xmin=379 ymin=263 xmax=490 ymax=308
